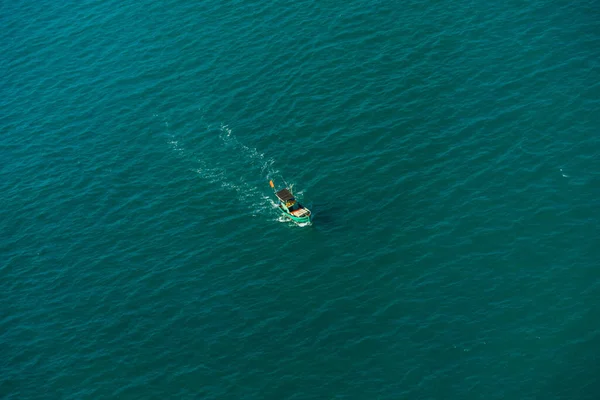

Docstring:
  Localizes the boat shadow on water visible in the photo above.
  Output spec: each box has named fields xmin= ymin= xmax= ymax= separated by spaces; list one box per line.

xmin=302 ymin=202 xmax=342 ymax=230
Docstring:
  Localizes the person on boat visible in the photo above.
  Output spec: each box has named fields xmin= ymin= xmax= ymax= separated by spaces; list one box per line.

xmin=285 ymin=199 xmax=296 ymax=210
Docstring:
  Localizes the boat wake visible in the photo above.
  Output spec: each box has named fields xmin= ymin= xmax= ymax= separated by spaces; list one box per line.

xmin=218 ymin=124 xmax=279 ymax=178
xmin=217 ymin=125 xmax=313 ymax=226
xmin=161 ymin=119 xmax=302 ymax=219
xmin=294 ymin=221 xmax=313 ymax=227
xmin=275 ymin=214 xmax=312 ymax=227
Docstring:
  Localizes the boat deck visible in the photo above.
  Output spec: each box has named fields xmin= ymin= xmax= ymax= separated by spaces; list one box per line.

xmin=291 ymin=207 xmax=310 ymax=217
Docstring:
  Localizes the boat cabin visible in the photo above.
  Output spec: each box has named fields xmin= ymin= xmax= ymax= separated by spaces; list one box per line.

xmin=276 ymin=189 xmax=300 ymax=212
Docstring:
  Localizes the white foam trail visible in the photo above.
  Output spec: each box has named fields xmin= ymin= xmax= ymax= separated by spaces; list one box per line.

xmin=294 ymin=221 xmax=312 ymax=227
xmin=168 ymin=139 xmax=184 ymax=154
xmin=218 ymin=124 xmax=279 ymax=178
xmin=274 ymin=214 xmax=312 ymax=227
xmin=164 ymin=121 xmax=304 ymax=219
xmin=193 ymin=165 xmax=225 ymax=184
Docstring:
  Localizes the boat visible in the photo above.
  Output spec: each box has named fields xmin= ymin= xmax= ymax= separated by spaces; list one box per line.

xmin=269 ymin=180 xmax=312 ymax=224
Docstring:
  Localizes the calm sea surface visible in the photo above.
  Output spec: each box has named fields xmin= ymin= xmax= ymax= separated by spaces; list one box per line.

xmin=2 ymin=0 xmax=600 ymax=399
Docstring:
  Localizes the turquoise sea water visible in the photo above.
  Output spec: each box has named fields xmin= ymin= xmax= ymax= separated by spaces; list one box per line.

xmin=2 ymin=0 xmax=600 ymax=398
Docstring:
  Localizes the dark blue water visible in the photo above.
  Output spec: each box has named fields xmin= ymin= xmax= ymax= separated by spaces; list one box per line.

xmin=2 ymin=1 xmax=600 ymax=398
